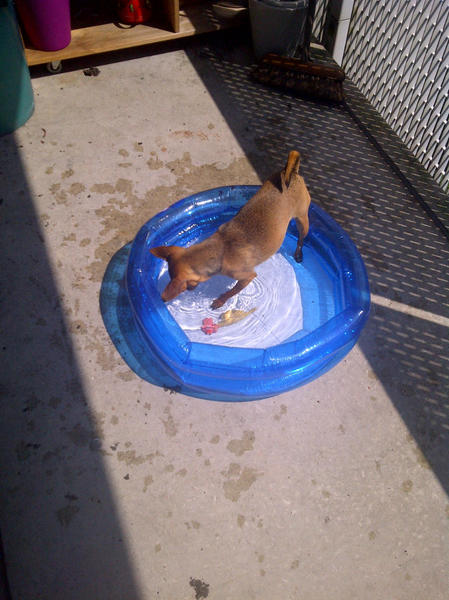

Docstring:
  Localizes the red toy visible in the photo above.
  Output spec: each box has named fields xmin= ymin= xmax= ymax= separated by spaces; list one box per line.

xmin=201 ymin=318 xmax=219 ymax=335
xmin=118 ymin=0 xmax=151 ymax=24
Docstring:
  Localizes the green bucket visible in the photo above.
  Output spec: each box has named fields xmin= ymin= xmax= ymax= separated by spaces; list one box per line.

xmin=0 ymin=0 xmax=34 ymax=135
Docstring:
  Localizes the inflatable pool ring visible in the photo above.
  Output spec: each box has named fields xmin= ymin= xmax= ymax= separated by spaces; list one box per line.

xmin=126 ymin=186 xmax=370 ymax=401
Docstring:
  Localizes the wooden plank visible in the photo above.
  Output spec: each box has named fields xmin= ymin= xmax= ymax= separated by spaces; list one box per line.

xmin=25 ymin=21 xmax=178 ymax=66
xmin=25 ymin=4 xmax=246 ymax=66
xmin=162 ymin=0 xmax=179 ymax=33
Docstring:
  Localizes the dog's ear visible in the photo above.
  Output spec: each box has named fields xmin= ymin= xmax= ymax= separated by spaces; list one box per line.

xmin=150 ymin=245 xmax=183 ymax=261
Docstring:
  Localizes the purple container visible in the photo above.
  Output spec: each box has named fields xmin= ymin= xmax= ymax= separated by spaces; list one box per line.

xmin=16 ymin=0 xmax=71 ymax=51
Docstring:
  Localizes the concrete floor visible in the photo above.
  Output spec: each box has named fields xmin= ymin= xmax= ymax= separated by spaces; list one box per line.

xmin=1 ymin=30 xmax=449 ymax=600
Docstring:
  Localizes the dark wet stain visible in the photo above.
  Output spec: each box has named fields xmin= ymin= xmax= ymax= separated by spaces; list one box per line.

xmin=161 ymin=406 xmax=178 ymax=437
xmin=56 ymin=504 xmax=80 ymax=527
xmin=69 ymin=182 xmax=85 ymax=196
xmin=189 ymin=578 xmax=209 ymax=599
xmin=83 ymin=67 xmax=100 ymax=77
xmin=65 ymin=422 xmax=92 ymax=447
xmin=23 ymin=394 xmax=40 ymax=413
xmin=90 ymin=183 xmax=115 ymax=194
xmin=143 ymin=475 xmax=153 ymax=492
xmin=117 ymin=449 xmax=154 ymax=465
xmin=64 ymin=493 xmax=78 ymax=501
xmin=15 ymin=441 xmax=40 ymax=461
xmin=273 ymin=404 xmax=287 ymax=421
xmin=222 ymin=463 xmax=263 ymax=502
xmin=48 ymin=396 xmax=62 ymax=409
xmin=227 ymin=430 xmax=255 ymax=456
xmin=163 ymin=385 xmax=181 ymax=395
xmin=402 ymin=479 xmax=413 ymax=493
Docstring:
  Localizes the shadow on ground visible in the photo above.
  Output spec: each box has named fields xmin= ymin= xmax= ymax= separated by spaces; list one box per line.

xmin=0 ymin=136 xmax=142 ymax=598
xmin=183 ymin=31 xmax=449 ymax=495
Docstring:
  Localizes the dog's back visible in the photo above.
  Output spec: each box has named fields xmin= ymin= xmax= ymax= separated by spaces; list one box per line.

xmin=218 ymin=151 xmax=310 ymax=266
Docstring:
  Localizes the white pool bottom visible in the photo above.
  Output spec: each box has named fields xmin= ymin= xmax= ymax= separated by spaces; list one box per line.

xmin=157 ymin=253 xmax=303 ymax=349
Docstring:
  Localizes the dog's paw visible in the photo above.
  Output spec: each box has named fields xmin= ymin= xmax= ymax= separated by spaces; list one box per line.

xmin=294 ymin=249 xmax=303 ymax=263
xmin=211 ymin=298 xmax=224 ymax=310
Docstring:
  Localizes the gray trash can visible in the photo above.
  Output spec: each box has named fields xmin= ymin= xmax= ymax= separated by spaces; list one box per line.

xmin=249 ymin=0 xmax=309 ymax=59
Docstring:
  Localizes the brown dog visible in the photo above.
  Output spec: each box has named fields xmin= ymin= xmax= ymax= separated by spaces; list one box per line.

xmin=151 ymin=150 xmax=311 ymax=309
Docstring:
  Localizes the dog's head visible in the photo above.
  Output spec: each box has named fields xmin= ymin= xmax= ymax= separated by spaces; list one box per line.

xmin=150 ymin=245 xmax=201 ymax=302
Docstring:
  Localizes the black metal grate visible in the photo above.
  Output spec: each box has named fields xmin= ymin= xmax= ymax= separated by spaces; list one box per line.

xmin=343 ymin=0 xmax=449 ymax=192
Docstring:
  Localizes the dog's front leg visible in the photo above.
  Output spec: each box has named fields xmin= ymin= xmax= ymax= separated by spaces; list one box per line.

xmin=211 ymin=273 xmax=256 ymax=309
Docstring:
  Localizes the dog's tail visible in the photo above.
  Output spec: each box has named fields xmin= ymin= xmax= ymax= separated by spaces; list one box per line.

xmin=284 ymin=151 xmax=301 ymax=187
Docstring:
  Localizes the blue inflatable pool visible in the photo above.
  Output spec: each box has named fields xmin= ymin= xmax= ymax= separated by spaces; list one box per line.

xmin=126 ymin=186 xmax=370 ymax=401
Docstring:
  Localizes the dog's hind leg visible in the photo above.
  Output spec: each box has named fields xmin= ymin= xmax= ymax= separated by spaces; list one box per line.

xmin=294 ymin=215 xmax=309 ymax=262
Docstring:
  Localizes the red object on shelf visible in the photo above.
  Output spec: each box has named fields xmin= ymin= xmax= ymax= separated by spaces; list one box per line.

xmin=117 ymin=0 xmax=152 ymax=24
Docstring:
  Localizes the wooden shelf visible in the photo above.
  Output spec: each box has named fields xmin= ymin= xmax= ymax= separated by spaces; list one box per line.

xmin=24 ymin=3 xmax=247 ymax=67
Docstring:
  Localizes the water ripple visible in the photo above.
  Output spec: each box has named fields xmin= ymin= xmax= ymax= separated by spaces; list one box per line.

xmin=157 ymin=253 xmax=303 ymax=349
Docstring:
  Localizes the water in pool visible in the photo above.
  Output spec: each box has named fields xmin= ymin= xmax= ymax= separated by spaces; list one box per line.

xmin=157 ymin=253 xmax=303 ymax=349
